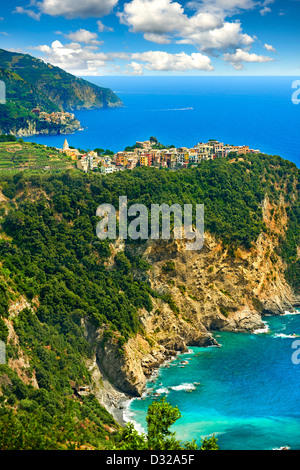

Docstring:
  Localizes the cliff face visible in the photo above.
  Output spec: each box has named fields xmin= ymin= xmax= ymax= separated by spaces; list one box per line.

xmin=8 ymin=118 xmax=81 ymax=137
xmin=84 ymin=194 xmax=299 ymax=403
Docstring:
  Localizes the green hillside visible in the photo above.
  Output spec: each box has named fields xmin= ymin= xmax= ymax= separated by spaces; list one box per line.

xmin=0 ymin=137 xmax=73 ymax=171
xmin=0 ymin=153 xmax=298 ymax=449
xmin=0 ymin=48 xmax=122 ymax=136
xmin=0 ymin=49 xmax=122 ymax=111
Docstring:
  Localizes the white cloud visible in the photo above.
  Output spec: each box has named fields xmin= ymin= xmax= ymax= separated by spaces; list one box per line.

xmin=36 ymin=0 xmax=118 ymax=18
xmin=34 ymin=40 xmax=214 ymax=75
xmin=34 ymin=40 xmax=109 ymax=75
xmin=125 ymin=61 xmax=144 ymax=74
xmin=223 ymin=48 xmax=273 ymax=69
xmin=66 ymin=29 xmax=102 ymax=45
xmin=143 ymin=33 xmax=171 ymax=44
xmin=131 ymin=50 xmax=214 ymax=71
xmin=13 ymin=6 xmax=41 ymax=21
xmin=264 ymin=43 xmax=276 ymax=53
xmin=119 ymin=0 xmax=186 ymax=35
xmin=97 ymin=20 xmax=114 ymax=32
xmin=259 ymin=0 xmax=274 ymax=15
xmin=186 ymin=0 xmax=258 ymax=17
xmin=178 ymin=20 xmax=254 ymax=52
xmin=260 ymin=6 xmax=271 ymax=15
xmin=119 ymin=0 xmax=255 ymax=52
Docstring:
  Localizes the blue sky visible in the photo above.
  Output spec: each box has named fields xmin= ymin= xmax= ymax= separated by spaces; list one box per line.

xmin=0 ymin=0 xmax=299 ymax=75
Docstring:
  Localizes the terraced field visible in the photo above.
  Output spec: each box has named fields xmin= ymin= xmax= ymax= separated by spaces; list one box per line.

xmin=0 ymin=141 xmax=74 ymax=170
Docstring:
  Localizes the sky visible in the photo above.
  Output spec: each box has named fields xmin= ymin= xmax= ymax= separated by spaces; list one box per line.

xmin=0 ymin=0 xmax=299 ymax=76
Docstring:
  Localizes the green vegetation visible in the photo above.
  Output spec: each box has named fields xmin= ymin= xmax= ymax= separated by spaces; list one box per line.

xmin=0 ymin=364 xmax=119 ymax=450
xmin=0 ymin=138 xmax=73 ymax=170
xmin=0 ymin=150 xmax=298 ymax=450
xmin=280 ymin=200 xmax=300 ymax=294
xmin=0 ymin=48 xmax=122 ymax=135
xmin=118 ymin=398 xmax=218 ymax=450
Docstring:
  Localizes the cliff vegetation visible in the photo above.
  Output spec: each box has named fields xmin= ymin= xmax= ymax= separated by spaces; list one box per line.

xmin=0 ymin=152 xmax=299 ymax=449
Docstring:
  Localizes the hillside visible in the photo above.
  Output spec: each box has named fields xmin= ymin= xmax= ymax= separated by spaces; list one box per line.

xmin=0 ymin=153 xmax=299 ymax=449
xmin=0 ymin=136 xmax=74 ymax=171
xmin=0 ymin=48 xmax=123 ymax=136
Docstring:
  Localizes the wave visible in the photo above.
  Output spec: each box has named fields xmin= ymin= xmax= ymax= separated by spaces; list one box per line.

xmin=253 ymin=319 xmax=271 ymax=334
xmin=156 ymin=387 xmax=169 ymax=395
xmin=123 ymin=400 xmax=146 ymax=434
xmin=253 ymin=323 xmax=270 ymax=334
xmin=151 ymin=107 xmax=194 ymax=112
xmin=273 ymin=333 xmax=300 ymax=339
xmin=169 ymin=383 xmax=196 ymax=392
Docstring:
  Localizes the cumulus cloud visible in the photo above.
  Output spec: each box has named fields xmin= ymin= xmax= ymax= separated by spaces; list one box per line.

xmin=119 ymin=0 xmax=255 ymax=52
xmin=186 ymin=0 xmax=258 ymax=17
xmin=66 ymin=29 xmax=102 ymax=45
xmin=223 ymin=48 xmax=273 ymax=69
xmin=34 ymin=40 xmax=109 ymax=74
xmin=119 ymin=0 xmax=186 ymax=35
xmin=125 ymin=61 xmax=144 ymax=75
xmin=34 ymin=40 xmax=214 ymax=75
xmin=36 ymin=0 xmax=118 ymax=18
xmin=177 ymin=20 xmax=254 ymax=52
xmin=143 ymin=33 xmax=171 ymax=44
xmin=131 ymin=50 xmax=214 ymax=71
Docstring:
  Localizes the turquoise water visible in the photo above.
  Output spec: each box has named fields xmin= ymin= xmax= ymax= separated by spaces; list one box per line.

xmin=127 ymin=313 xmax=300 ymax=450
xmin=23 ymin=76 xmax=300 ymax=168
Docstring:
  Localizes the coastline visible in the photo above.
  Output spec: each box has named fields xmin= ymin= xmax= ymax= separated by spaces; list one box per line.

xmin=119 ymin=309 xmax=300 ymax=432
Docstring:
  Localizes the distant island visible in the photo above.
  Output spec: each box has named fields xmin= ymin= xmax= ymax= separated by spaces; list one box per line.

xmin=0 ymin=48 xmax=123 ymax=137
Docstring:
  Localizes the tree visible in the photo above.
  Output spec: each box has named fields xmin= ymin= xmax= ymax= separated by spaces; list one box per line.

xmin=147 ymin=398 xmax=181 ymax=450
xmin=94 ymin=148 xmax=104 ymax=156
xmin=118 ymin=398 xmax=219 ymax=450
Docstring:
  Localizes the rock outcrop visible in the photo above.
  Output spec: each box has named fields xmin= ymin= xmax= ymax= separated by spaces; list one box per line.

xmin=84 ymin=193 xmax=299 ymax=408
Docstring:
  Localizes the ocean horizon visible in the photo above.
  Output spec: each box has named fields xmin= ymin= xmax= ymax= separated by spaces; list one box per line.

xmin=23 ymin=76 xmax=300 ymax=168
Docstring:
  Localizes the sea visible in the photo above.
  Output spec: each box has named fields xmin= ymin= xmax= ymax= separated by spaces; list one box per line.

xmin=23 ymin=76 xmax=300 ymax=168
xmin=125 ymin=313 xmax=300 ymax=451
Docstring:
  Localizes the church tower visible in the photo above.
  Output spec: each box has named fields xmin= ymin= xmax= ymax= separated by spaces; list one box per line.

xmin=63 ymin=139 xmax=69 ymax=151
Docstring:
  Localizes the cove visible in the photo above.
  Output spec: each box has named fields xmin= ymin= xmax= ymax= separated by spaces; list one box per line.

xmin=126 ymin=313 xmax=300 ymax=450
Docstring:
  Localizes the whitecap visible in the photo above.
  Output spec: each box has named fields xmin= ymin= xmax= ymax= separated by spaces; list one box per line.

xmin=170 ymin=383 xmax=196 ymax=392
xmin=253 ymin=322 xmax=270 ymax=334
xmin=273 ymin=333 xmax=299 ymax=339
xmin=155 ymin=387 xmax=169 ymax=394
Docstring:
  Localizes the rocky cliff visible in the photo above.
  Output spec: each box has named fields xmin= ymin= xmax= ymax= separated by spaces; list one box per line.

xmin=82 ymin=193 xmax=299 ymax=412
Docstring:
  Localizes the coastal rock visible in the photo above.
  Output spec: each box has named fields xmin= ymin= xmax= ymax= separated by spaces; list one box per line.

xmin=84 ymin=192 xmax=299 ymax=415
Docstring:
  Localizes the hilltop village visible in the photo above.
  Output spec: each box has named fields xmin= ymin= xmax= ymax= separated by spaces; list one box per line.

xmin=60 ymin=137 xmax=261 ymax=174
